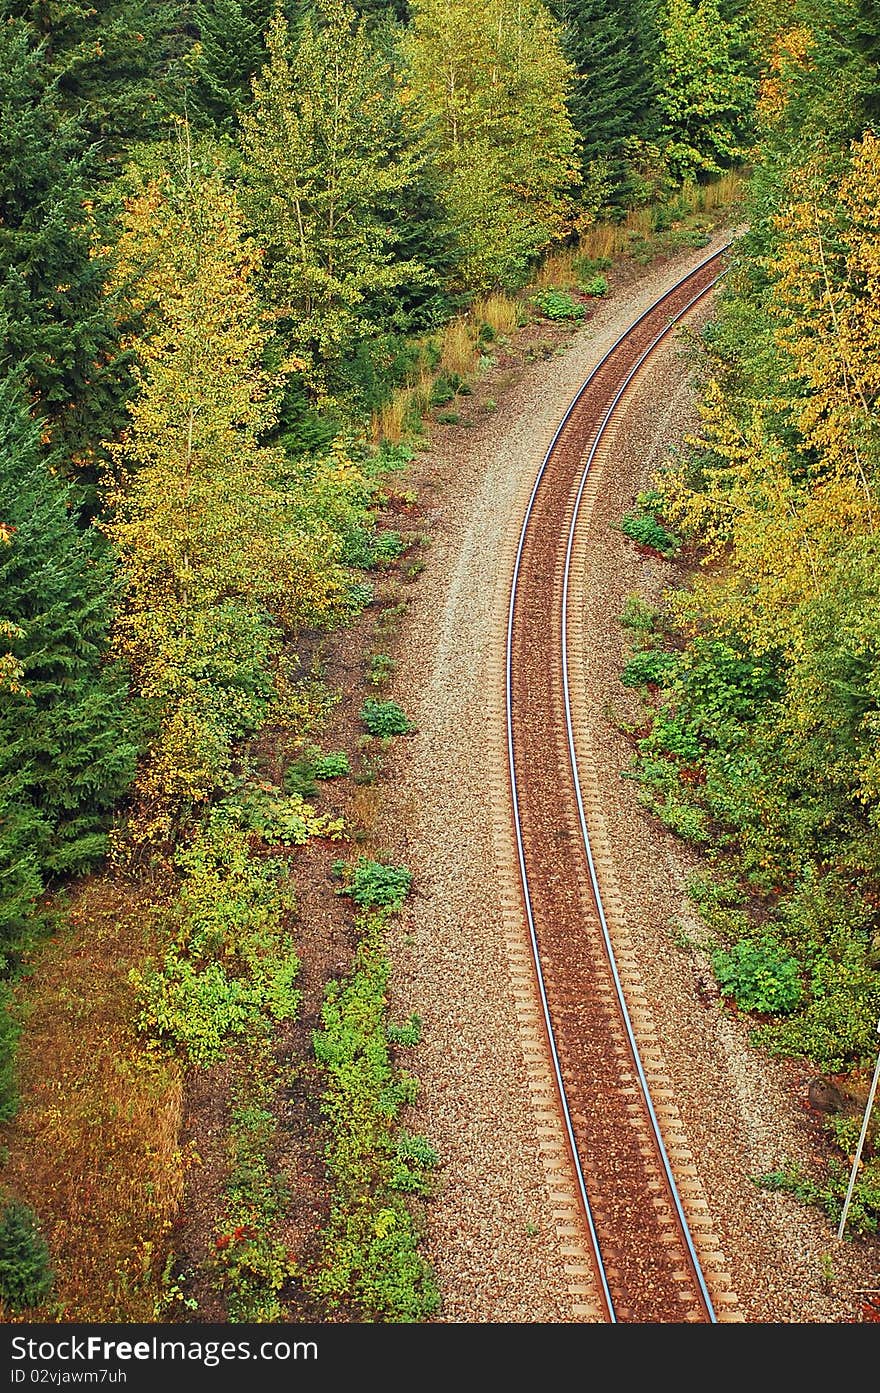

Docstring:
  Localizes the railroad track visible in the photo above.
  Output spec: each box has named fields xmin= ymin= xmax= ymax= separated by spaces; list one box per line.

xmin=506 ymin=248 xmax=731 ymax=1323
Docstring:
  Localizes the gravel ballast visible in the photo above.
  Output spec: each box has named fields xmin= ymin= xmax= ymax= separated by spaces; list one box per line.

xmin=377 ymin=231 xmax=880 ymax=1323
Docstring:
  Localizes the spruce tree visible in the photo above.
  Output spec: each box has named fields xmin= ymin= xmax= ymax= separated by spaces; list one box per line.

xmin=0 ymin=19 xmax=130 ymax=471
xmin=550 ymin=0 xmax=659 ymax=201
xmin=188 ymin=0 xmax=280 ymax=133
xmin=3 ymin=0 xmax=186 ymax=155
xmin=0 ymin=1200 xmax=53 ymax=1311
xmin=0 ymin=372 xmax=136 ymax=950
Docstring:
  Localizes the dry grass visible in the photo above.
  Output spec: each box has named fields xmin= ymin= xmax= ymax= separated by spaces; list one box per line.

xmin=531 ymin=250 xmax=579 ymax=291
xmin=577 ymin=220 xmax=632 ymax=261
xmin=439 ymin=316 xmax=478 ymax=377
xmin=471 ymin=292 xmax=521 ymax=336
xmin=0 ymin=877 xmax=184 ymax=1322
xmin=702 ymin=169 xmax=746 ymax=209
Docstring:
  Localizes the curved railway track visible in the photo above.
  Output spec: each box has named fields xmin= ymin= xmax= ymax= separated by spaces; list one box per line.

xmin=506 ymin=248 xmax=730 ymax=1323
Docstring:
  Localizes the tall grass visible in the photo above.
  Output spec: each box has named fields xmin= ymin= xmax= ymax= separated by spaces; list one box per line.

xmin=439 ymin=316 xmax=478 ymax=376
xmin=471 ymin=291 xmax=521 ymax=336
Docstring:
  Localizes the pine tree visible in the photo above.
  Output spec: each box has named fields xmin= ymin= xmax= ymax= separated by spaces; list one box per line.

xmin=188 ymin=0 xmax=280 ymax=133
xmin=406 ymin=0 xmax=581 ymax=290
xmin=0 ymin=372 xmax=136 ymax=949
xmin=0 ymin=19 xmax=130 ymax=471
xmin=240 ymin=1 xmax=430 ymax=396
xmin=0 ymin=1200 xmax=53 ymax=1311
xmin=549 ymin=0 xmax=659 ymax=202
xmin=3 ymin=0 xmax=186 ymax=155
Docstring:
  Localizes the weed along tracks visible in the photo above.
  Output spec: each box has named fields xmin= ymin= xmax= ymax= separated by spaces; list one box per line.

xmin=505 ymin=249 xmax=741 ymax=1323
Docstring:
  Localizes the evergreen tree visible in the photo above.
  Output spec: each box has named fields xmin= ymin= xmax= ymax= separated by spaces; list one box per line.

xmin=3 ymin=0 xmax=187 ymax=156
xmin=0 ymin=372 xmax=136 ymax=950
xmin=188 ymin=0 xmax=280 ymax=133
xmin=407 ymin=0 xmax=581 ymax=290
xmin=0 ymin=20 xmax=130 ymax=470
xmin=0 ymin=1200 xmax=53 ymax=1311
xmin=550 ymin=0 xmax=659 ymax=202
xmin=240 ymin=1 xmax=430 ymax=396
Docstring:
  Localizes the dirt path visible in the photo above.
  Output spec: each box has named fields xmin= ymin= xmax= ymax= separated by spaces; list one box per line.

xmin=378 ymin=232 xmax=880 ymax=1323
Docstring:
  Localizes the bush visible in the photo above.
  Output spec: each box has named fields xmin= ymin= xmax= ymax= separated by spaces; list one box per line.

xmin=333 ymin=858 xmax=413 ymax=910
xmin=530 ymin=288 xmax=586 ymax=321
xmin=360 ymin=699 xmax=415 ymax=737
xmin=620 ymin=507 xmax=679 ymax=556
xmin=314 ymin=752 xmax=350 ymax=780
xmin=0 ymin=1200 xmax=53 ymax=1311
xmin=621 ymin=649 xmax=679 ymax=687
xmin=712 ymin=936 xmax=803 ymax=1014
xmin=580 ymin=274 xmax=608 ymax=296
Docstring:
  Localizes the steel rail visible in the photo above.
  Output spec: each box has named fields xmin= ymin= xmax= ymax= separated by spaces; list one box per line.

xmin=505 ymin=245 xmax=730 ymax=1323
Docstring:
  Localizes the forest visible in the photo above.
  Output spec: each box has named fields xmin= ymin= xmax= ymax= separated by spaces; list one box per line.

xmin=0 ymin=0 xmax=878 ymax=1326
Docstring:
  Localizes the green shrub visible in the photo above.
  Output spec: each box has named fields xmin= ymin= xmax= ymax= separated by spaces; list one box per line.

xmin=314 ymin=752 xmax=350 ymax=779
xmin=343 ymin=529 xmax=405 ymax=570
xmin=621 ymin=649 xmax=679 ymax=687
xmin=0 ymin=1200 xmax=53 ymax=1311
xmin=619 ymin=594 xmax=659 ymax=634
xmin=580 ymin=274 xmax=608 ymax=296
xmin=531 ymin=288 xmax=586 ymax=321
xmin=387 ymin=1014 xmax=422 ymax=1047
xmin=620 ymin=507 xmax=679 ymax=555
xmin=360 ymin=699 xmax=415 ymax=737
xmin=712 ymin=936 xmax=803 ymax=1014
xmin=308 ymin=912 xmax=439 ymax=1321
xmin=282 ymin=755 xmax=318 ymax=800
xmin=429 ymin=373 xmax=461 ymax=406
xmin=333 ymin=857 xmax=413 ymax=911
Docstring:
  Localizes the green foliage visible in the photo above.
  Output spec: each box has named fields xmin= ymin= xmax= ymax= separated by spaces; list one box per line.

xmin=0 ymin=1200 xmax=53 ymax=1311
xmin=107 ymin=148 xmax=370 ymax=835
xmin=367 ymin=653 xmax=395 ymax=687
xmin=387 ymin=1014 xmax=422 ymax=1047
xmin=240 ymin=0 xmax=440 ymax=396
xmin=407 ymin=0 xmax=581 ymax=290
xmin=5 ymin=0 xmax=184 ymax=155
xmin=0 ymin=374 xmax=135 ymax=952
xmin=0 ymin=983 xmax=21 ymax=1123
xmin=308 ymin=911 xmax=439 ymax=1320
xmin=188 ymin=0 xmax=278 ymax=133
xmin=214 ymin=1095 xmax=295 ymax=1322
xmin=619 ymin=593 xmax=660 ymax=635
xmin=531 ymin=288 xmax=586 ymax=321
xmin=580 ymin=274 xmax=608 ymax=296
xmin=621 ymin=649 xmax=680 ymax=687
xmin=131 ymin=817 xmax=301 ymax=1066
xmin=314 ymin=752 xmax=350 ymax=779
xmin=0 ymin=19 xmax=130 ymax=467
xmin=343 ymin=528 xmax=406 ymax=569
xmin=620 ymin=493 xmax=680 ymax=554
xmin=333 ymin=857 xmax=413 ymax=910
xmin=360 ymin=698 xmax=415 ymax=736
xmin=656 ymin=0 xmax=755 ymax=181
xmin=757 ymin=1152 xmax=880 ymax=1239
xmin=546 ymin=0 xmax=660 ymax=203
xmin=712 ymin=936 xmax=804 ymax=1014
